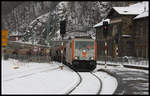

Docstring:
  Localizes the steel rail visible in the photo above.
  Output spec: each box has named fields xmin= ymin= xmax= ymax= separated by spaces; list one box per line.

xmin=66 ymin=71 xmax=82 ymax=94
xmin=90 ymin=72 xmax=103 ymax=94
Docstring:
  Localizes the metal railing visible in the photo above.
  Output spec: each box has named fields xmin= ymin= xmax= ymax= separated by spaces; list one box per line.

xmin=98 ymin=56 xmax=149 ymax=67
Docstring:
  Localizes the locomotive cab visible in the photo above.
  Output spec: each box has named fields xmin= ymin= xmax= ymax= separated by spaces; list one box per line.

xmin=65 ymin=38 xmax=97 ymax=71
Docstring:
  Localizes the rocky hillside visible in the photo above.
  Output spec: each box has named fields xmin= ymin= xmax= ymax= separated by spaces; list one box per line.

xmin=2 ymin=1 xmax=138 ymax=45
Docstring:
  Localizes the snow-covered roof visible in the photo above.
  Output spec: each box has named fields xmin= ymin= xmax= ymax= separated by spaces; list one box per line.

xmin=113 ymin=1 xmax=149 ymax=15
xmin=121 ymin=35 xmax=132 ymax=38
xmin=29 ymin=12 xmax=49 ymax=26
xmin=134 ymin=11 xmax=149 ymax=19
xmin=94 ymin=2 xmax=149 ymax=28
xmin=9 ymin=32 xmax=25 ymax=36
xmin=93 ymin=19 xmax=110 ymax=28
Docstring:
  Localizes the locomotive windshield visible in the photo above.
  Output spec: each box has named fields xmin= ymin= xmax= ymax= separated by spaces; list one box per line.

xmin=75 ymin=41 xmax=94 ymax=49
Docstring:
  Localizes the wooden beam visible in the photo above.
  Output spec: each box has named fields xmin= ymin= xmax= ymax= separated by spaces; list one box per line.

xmin=110 ymin=18 xmax=122 ymax=24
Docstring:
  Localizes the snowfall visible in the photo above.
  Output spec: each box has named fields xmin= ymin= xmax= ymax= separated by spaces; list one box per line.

xmin=2 ymin=57 xmax=118 ymax=95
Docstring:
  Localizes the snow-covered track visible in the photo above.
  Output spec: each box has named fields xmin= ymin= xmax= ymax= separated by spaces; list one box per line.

xmin=93 ymin=70 xmax=118 ymax=94
xmin=66 ymin=72 xmax=82 ymax=94
xmin=67 ymin=71 xmax=102 ymax=94
xmin=90 ymin=72 xmax=102 ymax=94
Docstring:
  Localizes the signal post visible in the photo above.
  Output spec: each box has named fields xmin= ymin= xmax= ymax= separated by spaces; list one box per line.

xmin=104 ymin=41 xmax=107 ymax=68
xmin=114 ymin=33 xmax=119 ymax=66
xmin=60 ymin=20 xmax=66 ymax=70
xmin=103 ymin=21 xmax=109 ymax=68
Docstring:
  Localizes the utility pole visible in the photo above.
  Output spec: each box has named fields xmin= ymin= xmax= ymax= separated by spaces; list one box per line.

xmin=115 ymin=43 xmax=118 ymax=64
xmin=114 ymin=32 xmax=119 ymax=66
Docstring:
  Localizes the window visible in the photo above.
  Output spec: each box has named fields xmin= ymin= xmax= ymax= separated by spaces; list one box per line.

xmin=75 ymin=41 xmax=94 ymax=49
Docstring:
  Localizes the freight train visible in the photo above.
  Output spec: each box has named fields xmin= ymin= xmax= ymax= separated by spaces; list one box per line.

xmin=51 ymin=37 xmax=97 ymax=71
xmin=4 ymin=41 xmax=51 ymax=57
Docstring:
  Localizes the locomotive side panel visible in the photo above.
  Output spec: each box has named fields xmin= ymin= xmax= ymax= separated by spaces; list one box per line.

xmin=65 ymin=38 xmax=97 ymax=71
xmin=65 ymin=40 xmax=73 ymax=64
xmin=94 ymin=40 xmax=97 ymax=61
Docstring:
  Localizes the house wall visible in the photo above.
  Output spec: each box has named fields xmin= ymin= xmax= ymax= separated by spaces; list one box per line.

xmin=119 ymin=15 xmax=136 ymax=57
xmin=133 ymin=17 xmax=149 ymax=58
xmin=96 ymin=20 xmax=122 ymax=60
xmin=96 ymin=5 xmax=149 ymax=59
xmin=96 ymin=16 xmax=149 ymax=59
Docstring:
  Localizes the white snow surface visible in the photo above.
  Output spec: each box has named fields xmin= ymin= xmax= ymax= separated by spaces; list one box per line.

xmin=96 ymin=64 xmax=149 ymax=74
xmin=113 ymin=1 xmax=149 ymax=15
xmin=134 ymin=11 xmax=149 ymax=19
xmin=8 ymin=41 xmax=48 ymax=47
xmin=2 ymin=57 xmax=118 ymax=94
xmin=2 ymin=58 xmax=79 ymax=94
xmin=94 ymin=72 xmax=118 ymax=94
xmin=70 ymin=72 xmax=101 ymax=94
xmin=97 ymin=59 xmax=149 ymax=68
xmin=29 ymin=12 xmax=49 ymax=26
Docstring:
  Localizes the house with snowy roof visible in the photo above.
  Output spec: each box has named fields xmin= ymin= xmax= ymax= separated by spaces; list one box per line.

xmin=94 ymin=1 xmax=149 ymax=59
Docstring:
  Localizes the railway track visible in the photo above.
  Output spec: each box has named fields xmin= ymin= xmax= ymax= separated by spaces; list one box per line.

xmin=67 ymin=71 xmax=103 ymax=94
xmin=90 ymin=72 xmax=102 ymax=94
xmin=66 ymin=72 xmax=82 ymax=94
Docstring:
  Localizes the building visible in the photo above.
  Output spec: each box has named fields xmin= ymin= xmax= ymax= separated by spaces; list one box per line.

xmin=94 ymin=2 xmax=149 ymax=59
xmin=133 ymin=11 xmax=149 ymax=58
xmin=94 ymin=19 xmax=113 ymax=59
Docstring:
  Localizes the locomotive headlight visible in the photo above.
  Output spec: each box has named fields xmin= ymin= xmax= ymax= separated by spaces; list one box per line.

xmin=75 ymin=57 xmax=78 ymax=59
xmin=75 ymin=56 xmax=79 ymax=60
xmin=91 ymin=57 xmax=94 ymax=60
xmin=90 ymin=57 xmax=94 ymax=60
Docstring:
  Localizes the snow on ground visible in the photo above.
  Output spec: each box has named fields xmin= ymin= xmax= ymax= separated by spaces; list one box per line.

xmin=2 ymin=58 xmax=57 ymax=79
xmin=96 ymin=64 xmax=149 ymax=75
xmin=95 ymin=64 xmax=149 ymax=95
xmin=2 ymin=58 xmax=79 ymax=94
xmin=97 ymin=60 xmax=149 ymax=68
xmin=2 ymin=57 xmax=118 ymax=94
